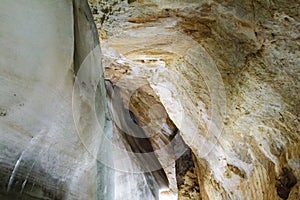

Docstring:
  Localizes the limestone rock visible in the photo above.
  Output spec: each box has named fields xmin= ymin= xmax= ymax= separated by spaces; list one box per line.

xmin=95 ymin=0 xmax=300 ymax=199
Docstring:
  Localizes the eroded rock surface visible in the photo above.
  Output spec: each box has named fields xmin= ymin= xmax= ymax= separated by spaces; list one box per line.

xmin=0 ymin=0 xmax=298 ymax=199
xmin=92 ymin=0 xmax=300 ymax=199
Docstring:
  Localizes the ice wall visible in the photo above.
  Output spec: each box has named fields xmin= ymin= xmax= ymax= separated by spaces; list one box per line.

xmin=0 ymin=0 xmax=163 ymax=199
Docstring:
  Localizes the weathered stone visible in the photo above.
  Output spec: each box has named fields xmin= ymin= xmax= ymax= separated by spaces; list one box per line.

xmin=96 ymin=0 xmax=300 ymax=199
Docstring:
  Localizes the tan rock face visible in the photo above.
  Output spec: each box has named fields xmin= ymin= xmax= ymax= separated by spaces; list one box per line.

xmin=91 ymin=0 xmax=299 ymax=199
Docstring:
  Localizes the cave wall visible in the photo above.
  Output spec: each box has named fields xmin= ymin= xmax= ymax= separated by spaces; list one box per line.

xmin=0 ymin=0 xmax=298 ymax=199
xmin=93 ymin=0 xmax=300 ymax=199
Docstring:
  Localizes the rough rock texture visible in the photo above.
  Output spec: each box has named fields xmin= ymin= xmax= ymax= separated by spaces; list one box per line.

xmin=92 ymin=0 xmax=300 ymax=199
xmin=0 ymin=0 xmax=299 ymax=199
xmin=176 ymin=147 xmax=201 ymax=200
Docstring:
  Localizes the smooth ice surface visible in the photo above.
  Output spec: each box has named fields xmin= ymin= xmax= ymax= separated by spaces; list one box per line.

xmin=0 ymin=0 xmax=165 ymax=199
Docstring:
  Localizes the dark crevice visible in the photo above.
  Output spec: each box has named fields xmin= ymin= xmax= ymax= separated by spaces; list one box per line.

xmin=175 ymin=136 xmax=200 ymax=198
xmin=276 ymin=167 xmax=297 ymax=199
xmin=175 ymin=146 xmax=195 ymax=187
xmin=104 ymin=81 xmax=169 ymax=193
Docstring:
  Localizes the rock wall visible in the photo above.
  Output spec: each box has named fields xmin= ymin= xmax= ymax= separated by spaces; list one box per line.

xmin=0 ymin=0 xmax=298 ymax=199
xmin=94 ymin=0 xmax=300 ymax=199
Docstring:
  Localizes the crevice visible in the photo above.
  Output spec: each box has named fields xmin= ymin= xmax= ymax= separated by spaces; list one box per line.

xmin=276 ymin=167 xmax=297 ymax=199
xmin=226 ymin=164 xmax=246 ymax=179
xmin=175 ymin=137 xmax=201 ymax=199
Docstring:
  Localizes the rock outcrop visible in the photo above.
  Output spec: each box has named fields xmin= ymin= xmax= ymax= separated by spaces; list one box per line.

xmin=92 ymin=0 xmax=300 ymax=199
xmin=0 ymin=0 xmax=299 ymax=199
